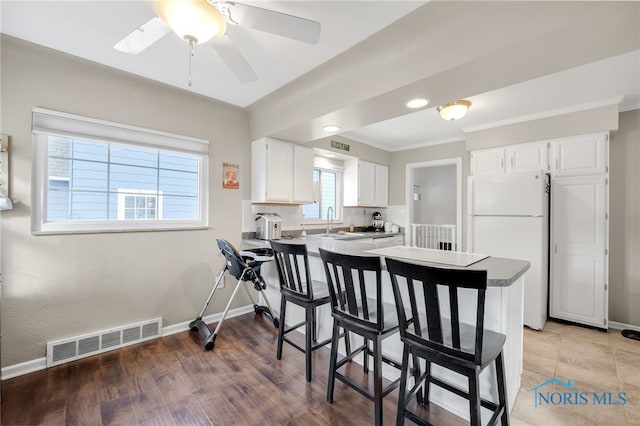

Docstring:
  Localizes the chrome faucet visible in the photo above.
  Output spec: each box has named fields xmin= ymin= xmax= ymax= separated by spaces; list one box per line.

xmin=326 ymin=206 xmax=334 ymax=234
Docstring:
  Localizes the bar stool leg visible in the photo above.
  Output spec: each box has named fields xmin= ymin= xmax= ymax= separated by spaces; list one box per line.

xmin=327 ymin=319 xmax=340 ymax=403
xmin=396 ymin=345 xmax=411 ymax=426
xmin=469 ymin=369 xmax=481 ymax=426
xmin=496 ymin=351 xmax=509 ymax=426
xmin=276 ymin=297 xmax=287 ymax=360
xmin=373 ymin=336 xmax=383 ymax=426
xmin=305 ymin=304 xmax=313 ymax=382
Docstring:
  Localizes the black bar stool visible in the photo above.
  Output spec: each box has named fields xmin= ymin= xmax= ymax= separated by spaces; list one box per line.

xmin=385 ymin=257 xmax=509 ymax=426
xmin=270 ymin=241 xmax=332 ymax=382
xmin=319 ymin=248 xmax=401 ymax=426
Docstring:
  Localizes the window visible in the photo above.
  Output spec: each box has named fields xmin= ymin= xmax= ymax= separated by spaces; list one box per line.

xmin=302 ymin=168 xmax=342 ymax=221
xmin=32 ymin=108 xmax=209 ymax=234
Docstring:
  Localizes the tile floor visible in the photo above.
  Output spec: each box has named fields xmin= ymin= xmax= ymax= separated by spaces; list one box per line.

xmin=511 ymin=321 xmax=640 ymax=425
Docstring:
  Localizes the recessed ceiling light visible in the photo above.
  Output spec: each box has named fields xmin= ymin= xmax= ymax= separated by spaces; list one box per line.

xmin=325 ymin=154 xmax=336 ymax=158
xmin=406 ymin=98 xmax=430 ymax=109
xmin=323 ymin=125 xmax=341 ymax=132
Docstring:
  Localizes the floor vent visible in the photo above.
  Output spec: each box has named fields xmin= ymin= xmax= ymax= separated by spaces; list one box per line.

xmin=46 ymin=318 xmax=162 ymax=367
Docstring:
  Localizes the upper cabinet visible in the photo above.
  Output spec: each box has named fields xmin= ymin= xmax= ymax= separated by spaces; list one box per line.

xmin=470 ymin=133 xmax=608 ymax=177
xmin=470 ymin=141 xmax=549 ymax=176
xmin=470 ymin=147 xmax=505 ymax=176
xmin=549 ymin=132 xmax=608 ymax=177
xmin=506 ymin=141 xmax=549 ymax=173
xmin=251 ymin=137 xmax=313 ymax=204
xmin=344 ymin=159 xmax=388 ymax=207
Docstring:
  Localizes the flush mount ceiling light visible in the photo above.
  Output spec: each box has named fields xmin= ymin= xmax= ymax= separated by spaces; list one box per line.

xmin=437 ymin=100 xmax=472 ymax=121
xmin=406 ymin=98 xmax=430 ymax=109
xmin=323 ymin=125 xmax=341 ymax=132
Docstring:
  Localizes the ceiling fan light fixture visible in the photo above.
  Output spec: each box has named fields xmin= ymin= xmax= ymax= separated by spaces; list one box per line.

xmin=154 ymin=0 xmax=227 ymax=44
xmin=437 ymin=100 xmax=472 ymax=121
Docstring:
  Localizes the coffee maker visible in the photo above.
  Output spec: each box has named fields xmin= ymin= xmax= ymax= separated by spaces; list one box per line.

xmin=372 ymin=211 xmax=384 ymax=231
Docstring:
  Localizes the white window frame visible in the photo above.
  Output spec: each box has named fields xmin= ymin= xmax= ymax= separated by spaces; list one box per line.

xmin=31 ymin=108 xmax=209 ymax=234
xmin=117 ymin=189 xmax=164 ymax=221
xmin=303 ymin=166 xmax=343 ymax=224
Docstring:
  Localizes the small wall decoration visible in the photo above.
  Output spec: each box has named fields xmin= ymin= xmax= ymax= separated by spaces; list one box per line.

xmin=223 ymin=162 xmax=239 ymax=189
xmin=331 ymin=140 xmax=350 ymax=152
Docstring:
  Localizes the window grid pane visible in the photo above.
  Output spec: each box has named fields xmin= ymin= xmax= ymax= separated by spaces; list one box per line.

xmin=46 ymin=136 xmax=200 ymax=222
xmin=302 ymin=168 xmax=341 ymax=222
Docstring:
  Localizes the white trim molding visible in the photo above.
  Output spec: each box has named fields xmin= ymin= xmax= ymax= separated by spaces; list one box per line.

xmin=2 ymin=304 xmax=256 ymax=381
xmin=609 ymin=321 xmax=640 ymax=332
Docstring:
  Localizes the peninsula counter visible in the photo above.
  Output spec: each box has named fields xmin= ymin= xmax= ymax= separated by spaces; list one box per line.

xmin=243 ymin=236 xmax=529 ymax=420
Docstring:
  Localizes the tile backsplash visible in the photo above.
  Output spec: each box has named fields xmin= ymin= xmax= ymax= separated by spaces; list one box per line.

xmin=242 ymin=201 xmax=404 ymax=233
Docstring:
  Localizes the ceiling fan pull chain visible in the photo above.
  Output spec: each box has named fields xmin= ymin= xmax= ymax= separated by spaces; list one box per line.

xmin=187 ymin=37 xmax=195 ymax=87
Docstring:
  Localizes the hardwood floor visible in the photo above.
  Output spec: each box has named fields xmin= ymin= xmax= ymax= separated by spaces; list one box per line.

xmin=1 ymin=313 xmax=462 ymax=425
xmin=5 ymin=314 xmax=637 ymax=425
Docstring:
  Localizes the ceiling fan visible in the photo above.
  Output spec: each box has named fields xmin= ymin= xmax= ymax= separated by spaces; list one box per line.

xmin=114 ymin=0 xmax=321 ymax=84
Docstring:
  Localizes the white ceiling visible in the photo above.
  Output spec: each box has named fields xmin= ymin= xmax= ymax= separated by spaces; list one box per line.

xmin=2 ymin=1 xmax=639 ymax=151
xmin=0 ymin=0 xmax=424 ymax=107
xmin=343 ymin=50 xmax=640 ymax=151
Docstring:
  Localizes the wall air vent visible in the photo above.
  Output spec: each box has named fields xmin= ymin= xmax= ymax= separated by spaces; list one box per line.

xmin=46 ymin=318 xmax=162 ymax=368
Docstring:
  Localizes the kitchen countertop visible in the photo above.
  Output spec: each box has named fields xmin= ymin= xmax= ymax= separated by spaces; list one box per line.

xmin=242 ymin=235 xmax=530 ymax=288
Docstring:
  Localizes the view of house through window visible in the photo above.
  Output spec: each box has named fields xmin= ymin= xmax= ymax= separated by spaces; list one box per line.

xmin=32 ymin=108 xmax=209 ymax=234
xmin=47 ymin=136 xmax=198 ymax=222
xmin=302 ymin=168 xmax=341 ymax=221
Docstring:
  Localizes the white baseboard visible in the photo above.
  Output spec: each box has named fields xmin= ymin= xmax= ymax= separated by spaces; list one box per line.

xmin=609 ymin=321 xmax=640 ymax=332
xmin=162 ymin=304 xmax=255 ymax=336
xmin=2 ymin=304 xmax=256 ymax=381
xmin=1 ymin=357 xmax=48 ymax=381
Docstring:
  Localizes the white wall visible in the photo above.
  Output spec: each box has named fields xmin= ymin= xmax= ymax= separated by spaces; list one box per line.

xmin=413 ymin=164 xmax=457 ymax=225
xmin=0 ymin=36 xmax=251 ymax=367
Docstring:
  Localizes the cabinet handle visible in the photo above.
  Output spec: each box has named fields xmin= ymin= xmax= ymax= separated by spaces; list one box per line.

xmin=554 ymin=243 xmax=558 ymax=254
xmin=556 ymin=159 xmax=559 ymax=170
xmin=501 ymin=158 xmax=504 ymax=169
xmin=510 ymin=157 xmax=514 ymax=168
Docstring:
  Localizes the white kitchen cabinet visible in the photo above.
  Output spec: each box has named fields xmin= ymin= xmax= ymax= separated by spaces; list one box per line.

xmin=292 ymin=144 xmax=314 ymax=203
xmin=550 ymin=132 xmax=608 ymax=176
xmin=550 ymin=176 xmax=608 ymax=329
xmin=471 ymin=141 xmax=549 ymax=176
xmin=506 ymin=141 xmax=549 ymax=173
xmin=251 ymin=137 xmax=313 ymax=203
xmin=344 ymin=160 xmax=388 ymax=207
xmin=374 ymin=163 xmax=388 ymax=207
xmin=470 ymin=147 xmax=505 ymax=175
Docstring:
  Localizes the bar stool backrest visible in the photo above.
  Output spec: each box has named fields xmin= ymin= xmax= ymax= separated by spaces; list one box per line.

xmin=385 ymin=257 xmax=488 ymax=366
xmin=319 ymin=248 xmax=385 ymax=333
xmin=270 ymin=241 xmax=316 ymax=301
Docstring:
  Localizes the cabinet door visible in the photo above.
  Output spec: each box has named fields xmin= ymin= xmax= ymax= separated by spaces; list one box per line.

xmin=470 ymin=148 xmax=505 ymax=175
xmin=550 ymin=176 xmax=608 ymax=328
xmin=551 ymin=133 xmax=608 ymax=176
xmin=374 ymin=164 xmax=388 ymax=207
xmin=506 ymin=141 xmax=549 ymax=173
xmin=292 ymin=144 xmax=314 ymax=203
xmin=265 ymin=138 xmax=293 ymax=202
xmin=358 ymin=161 xmax=376 ymax=206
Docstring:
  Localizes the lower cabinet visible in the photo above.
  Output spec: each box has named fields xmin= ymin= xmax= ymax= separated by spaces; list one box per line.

xmin=550 ymin=176 xmax=608 ymax=328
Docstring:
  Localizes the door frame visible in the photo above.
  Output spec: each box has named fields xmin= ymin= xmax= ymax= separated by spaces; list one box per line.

xmin=405 ymin=157 xmax=463 ymax=249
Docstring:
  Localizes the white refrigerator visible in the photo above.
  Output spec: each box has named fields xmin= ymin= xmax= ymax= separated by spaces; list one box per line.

xmin=467 ymin=171 xmax=549 ymax=330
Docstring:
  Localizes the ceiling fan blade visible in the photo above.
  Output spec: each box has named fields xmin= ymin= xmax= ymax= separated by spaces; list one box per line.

xmin=212 ymin=32 xmax=258 ymax=83
xmin=224 ymin=2 xmax=321 ymax=44
xmin=114 ymin=17 xmax=171 ymax=54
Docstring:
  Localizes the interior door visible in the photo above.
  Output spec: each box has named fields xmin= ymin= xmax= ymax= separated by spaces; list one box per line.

xmin=550 ymin=176 xmax=608 ymax=328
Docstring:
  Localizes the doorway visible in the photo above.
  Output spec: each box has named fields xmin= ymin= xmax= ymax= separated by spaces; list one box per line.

xmin=405 ymin=158 xmax=462 ymax=249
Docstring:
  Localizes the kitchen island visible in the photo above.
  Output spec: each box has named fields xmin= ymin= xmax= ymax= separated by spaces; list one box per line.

xmin=244 ymin=236 xmax=529 ymax=420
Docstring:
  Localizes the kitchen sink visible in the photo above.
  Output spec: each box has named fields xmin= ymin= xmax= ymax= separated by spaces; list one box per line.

xmin=315 ymin=232 xmax=367 ymax=239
